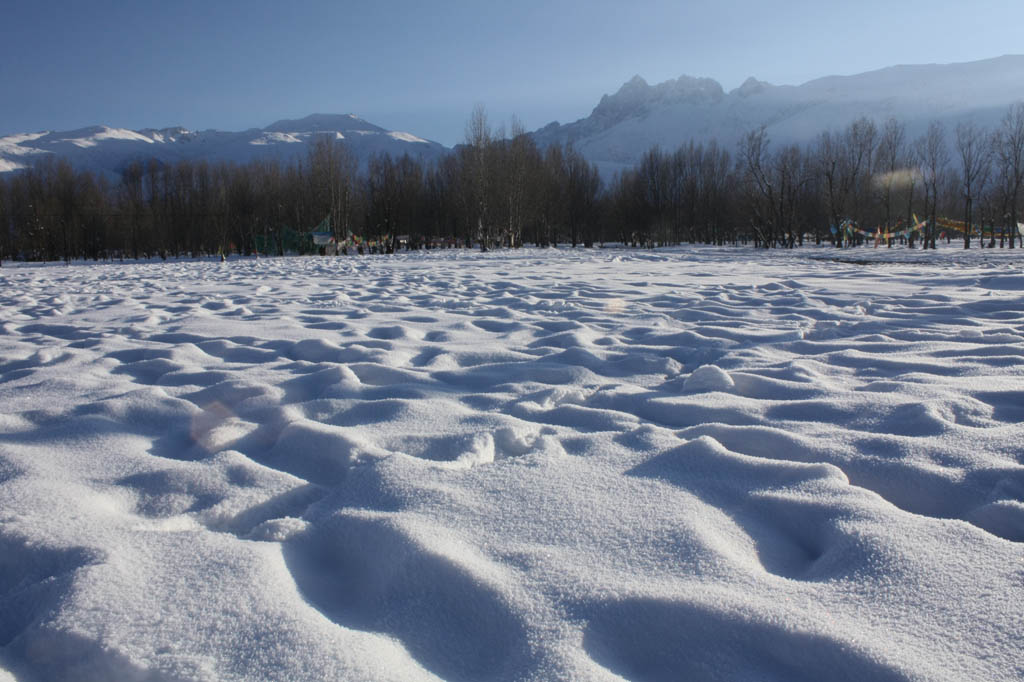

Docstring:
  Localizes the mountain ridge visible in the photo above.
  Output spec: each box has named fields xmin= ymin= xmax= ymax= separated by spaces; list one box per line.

xmin=0 ymin=114 xmax=446 ymax=178
xmin=532 ymin=54 xmax=1024 ymax=175
xmin=4 ymin=55 xmax=1024 ymax=180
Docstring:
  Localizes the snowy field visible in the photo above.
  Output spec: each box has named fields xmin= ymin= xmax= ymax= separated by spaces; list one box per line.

xmin=1 ymin=245 xmax=1022 ymax=681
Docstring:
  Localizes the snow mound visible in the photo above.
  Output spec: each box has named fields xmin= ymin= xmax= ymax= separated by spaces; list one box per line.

xmin=684 ymin=364 xmax=735 ymax=392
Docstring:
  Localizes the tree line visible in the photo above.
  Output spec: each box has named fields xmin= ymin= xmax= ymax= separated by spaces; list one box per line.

xmin=2 ymin=103 xmax=1024 ymax=263
xmin=618 ymin=102 xmax=1024 ymax=250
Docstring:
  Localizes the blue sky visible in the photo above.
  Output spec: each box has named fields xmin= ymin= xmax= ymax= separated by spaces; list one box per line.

xmin=2 ymin=0 xmax=1021 ymax=145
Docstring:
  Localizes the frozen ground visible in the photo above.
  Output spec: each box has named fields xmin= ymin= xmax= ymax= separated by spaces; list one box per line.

xmin=0 ymin=245 xmax=1022 ymax=681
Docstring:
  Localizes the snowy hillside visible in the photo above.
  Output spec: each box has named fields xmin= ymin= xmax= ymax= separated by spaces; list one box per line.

xmin=1 ymin=245 xmax=1022 ymax=680
xmin=0 ymin=114 xmax=447 ymax=178
xmin=533 ymin=55 xmax=1024 ymax=176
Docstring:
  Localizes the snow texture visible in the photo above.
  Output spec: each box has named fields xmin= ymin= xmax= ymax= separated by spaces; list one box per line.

xmin=1 ymin=245 xmax=1023 ymax=681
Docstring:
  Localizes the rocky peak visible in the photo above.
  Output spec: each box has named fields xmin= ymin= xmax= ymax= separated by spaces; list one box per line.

xmin=590 ymin=73 xmax=724 ymax=128
xmin=732 ymin=77 xmax=771 ymax=98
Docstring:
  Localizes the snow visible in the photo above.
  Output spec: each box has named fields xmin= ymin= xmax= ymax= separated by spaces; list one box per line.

xmin=250 ymin=132 xmax=306 ymax=145
xmin=388 ymin=131 xmax=429 ymax=144
xmin=1 ymin=244 xmax=1022 ymax=681
xmin=52 ymin=126 xmax=156 ymax=149
xmin=682 ymin=364 xmax=735 ymax=392
xmin=0 ymin=132 xmax=48 ymax=147
xmin=91 ymin=126 xmax=155 ymax=144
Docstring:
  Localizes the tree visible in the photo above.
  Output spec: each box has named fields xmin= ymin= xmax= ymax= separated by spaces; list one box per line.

xmin=954 ymin=121 xmax=991 ymax=248
xmin=366 ymin=153 xmax=398 ymax=251
xmin=915 ymin=122 xmax=949 ymax=249
xmin=77 ymin=170 xmax=110 ymax=260
xmin=636 ymin=146 xmax=670 ymax=245
xmin=737 ymin=128 xmax=805 ymax=247
xmin=564 ymin=145 xmax=601 ymax=247
xmin=812 ymin=118 xmax=878 ymax=246
xmin=308 ymin=134 xmax=358 ymax=245
xmin=737 ymin=127 xmax=773 ymax=247
xmin=464 ymin=104 xmax=494 ymax=250
xmin=539 ymin=144 xmax=567 ymax=246
xmin=497 ymin=117 xmax=541 ymax=248
xmin=696 ymin=140 xmax=734 ymax=245
xmin=120 ymin=161 xmax=146 ymax=258
xmin=876 ymin=118 xmax=906 ymax=246
xmin=394 ymin=153 xmax=424 ymax=250
xmin=992 ymin=102 xmax=1024 ymax=248
xmin=424 ymin=155 xmax=462 ymax=247
xmin=813 ymin=130 xmax=844 ymax=245
xmin=844 ymin=117 xmax=878 ymax=232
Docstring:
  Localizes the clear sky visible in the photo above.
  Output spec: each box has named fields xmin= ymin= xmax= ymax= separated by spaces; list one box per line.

xmin=2 ymin=0 xmax=1022 ymax=146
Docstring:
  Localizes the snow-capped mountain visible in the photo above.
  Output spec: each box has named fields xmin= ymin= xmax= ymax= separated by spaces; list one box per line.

xmin=533 ymin=55 xmax=1024 ymax=176
xmin=0 ymin=114 xmax=448 ymax=178
xmin=6 ymin=56 xmax=1024 ymax=181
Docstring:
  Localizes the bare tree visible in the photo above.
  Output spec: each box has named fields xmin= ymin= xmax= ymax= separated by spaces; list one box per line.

xmin=954 ymin=121 xmax=991 ymax=248
xmin=308 ymin=134 xmax=357 ymax=246
xmin=636 ymin=146 xmax=670 ymax=245
xmin=737 ymin=128 xmax=806 ymax=247
xmin=120 ymin=161 xmax=146 ymax=258
xmin=393 ymin=154 xmax=424 ymax=251
xmin=497 ymin=117 xmax=541 ymax=248
xmin=540 ymin=144 xmax=567 ymax=246
xmin=844 ymin=117 xmax=878 ymax=232
xmin=697 ymin=140 xmax=733 ymax=245
xmin=366 ymin=153 xmax=398 ymax=251
xmin=464 ymin=104 xmax=493 ymax=250
xmin=738 ymin=127 xmax=775 ymax=247
xmin=992 ymin=102 xmax=1024 ymax=248
xmin=564 ymin=145 xmax=601 ymax=247
xmin=876 ymin=118 xmax=906 ymax=245
xmin=915 ymin=122 xmax=950 ymax=249
xmin=812 ymin=117 xmax=878 ymax=246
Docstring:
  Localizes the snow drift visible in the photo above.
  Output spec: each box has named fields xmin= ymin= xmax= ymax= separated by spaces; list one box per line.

xmin=0 ymin=245 xmax=1022 ymax=681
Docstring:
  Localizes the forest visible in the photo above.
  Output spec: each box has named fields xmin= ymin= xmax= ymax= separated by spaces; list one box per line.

xmin=2 ymin=103 xmax=1024 ymax=264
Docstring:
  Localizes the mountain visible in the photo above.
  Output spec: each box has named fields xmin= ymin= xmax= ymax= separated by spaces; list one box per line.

xmin=0 ymin=113 xmax=448 ymax=178
xmin=6 ymin=56 xmax=1024 ymax=182
xmin=532 ymin=55 xmax=1024 ymax=176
